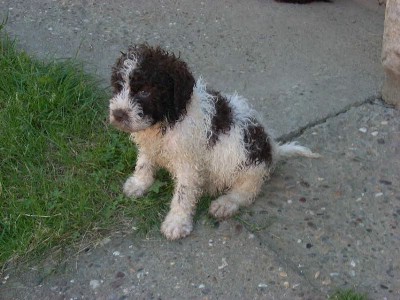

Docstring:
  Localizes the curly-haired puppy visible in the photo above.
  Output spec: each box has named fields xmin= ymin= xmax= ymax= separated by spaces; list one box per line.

xmin=109 ymin=44 xmax=319 ymax=240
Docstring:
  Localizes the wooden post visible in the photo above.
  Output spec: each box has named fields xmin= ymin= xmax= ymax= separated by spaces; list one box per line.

xmin=382 ymin=0 xmax=400 ymax=108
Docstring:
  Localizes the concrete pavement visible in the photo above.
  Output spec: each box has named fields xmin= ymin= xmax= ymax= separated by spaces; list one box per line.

xmin=1 ymin=0 xmax=399 ymax=299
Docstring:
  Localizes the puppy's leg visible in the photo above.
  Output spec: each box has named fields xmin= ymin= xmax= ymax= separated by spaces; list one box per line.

xmin=209 ymin=164 xmax=267 ymax=219
xmin=161 ymin=165 xmax=201 ymax=240
xmin=123 ymin=152 xmax=155 ymax=197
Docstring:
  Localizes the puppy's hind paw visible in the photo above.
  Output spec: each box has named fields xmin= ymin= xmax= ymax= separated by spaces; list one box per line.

xmin=161 ymin=212 xmax=193 ymax=240
xmin=209 ymin=196 xmax=239 ymax=219
xmin=123 ymin=176 xmax=151 ymax=198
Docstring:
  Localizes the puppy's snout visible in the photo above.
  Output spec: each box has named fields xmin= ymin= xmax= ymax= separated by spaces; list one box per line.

xmin=112 ymin=109 xmax=129 ymax=122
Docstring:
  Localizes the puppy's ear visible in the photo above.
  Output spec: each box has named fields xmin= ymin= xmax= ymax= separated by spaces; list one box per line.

xmin=111 ymin=51 xmax=128 ymax=94
xmin=170 ymin=56 xmax=195 ymax=117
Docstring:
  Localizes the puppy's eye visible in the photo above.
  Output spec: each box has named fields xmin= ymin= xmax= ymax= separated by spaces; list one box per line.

xmin=138 ymin=112 xmax=144 ymax=118
xmin=137 ymin=90 xmax=150 ymax=98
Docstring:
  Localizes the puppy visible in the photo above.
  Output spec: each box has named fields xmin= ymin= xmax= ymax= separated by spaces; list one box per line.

xmin=109 ymin=44 xmax=319 ymax=240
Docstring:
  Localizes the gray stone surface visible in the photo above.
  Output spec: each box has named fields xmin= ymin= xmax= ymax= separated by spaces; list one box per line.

xmin=250 ymin=103 xmax=400 ymax=299
xmin=1 ymin=0 xmax=399 ymax=299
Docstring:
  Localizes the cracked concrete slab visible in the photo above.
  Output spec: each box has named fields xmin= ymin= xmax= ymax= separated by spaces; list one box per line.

xmin=1 ymin=222 xmax=324 ymax=300
xmin=249 ymin=102 xmax=400 ymax=299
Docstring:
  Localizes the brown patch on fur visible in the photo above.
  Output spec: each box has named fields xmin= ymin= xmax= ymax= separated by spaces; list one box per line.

xmin=111 ymin=44 xmax=195 ymax=126
xmin=208 ymin=90 xmax=233 ymax=147
xmin=129 ymin=44 xmax=195 ymax=126
xmin=243 ymin=122 xmax=272 ymax=166
xmin=111 ymin=52 xmax=128 ymax=94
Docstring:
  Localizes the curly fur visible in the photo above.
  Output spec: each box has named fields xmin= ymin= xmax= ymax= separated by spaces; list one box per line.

xmin=109 ymin=44 xmax=319 ymax=240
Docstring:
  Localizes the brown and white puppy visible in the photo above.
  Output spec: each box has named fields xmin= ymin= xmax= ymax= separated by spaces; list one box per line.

xmin=109 ymin=44 xmax=319 ymax=240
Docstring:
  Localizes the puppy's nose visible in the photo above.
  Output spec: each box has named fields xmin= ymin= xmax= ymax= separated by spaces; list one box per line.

xmin=112 ymin=109 xmax=129 ymax=122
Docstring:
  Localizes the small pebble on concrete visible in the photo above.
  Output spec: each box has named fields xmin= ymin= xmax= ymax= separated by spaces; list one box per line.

xmin=218 ymin=258 xmax=228 ymax=270
xmin=315 ymin=271 xmax=320 ymax=279
xmin=90 ymin=280 xmax=101 ymax=290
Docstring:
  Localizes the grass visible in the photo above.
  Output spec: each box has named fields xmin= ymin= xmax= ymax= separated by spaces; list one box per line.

xmin=329 ymin=289 xmax=368 ymax=300
xmin=0 ymin=24 xmax=180 ymax=269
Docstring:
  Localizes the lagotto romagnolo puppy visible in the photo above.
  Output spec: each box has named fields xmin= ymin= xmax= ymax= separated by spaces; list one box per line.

xmin=109 ymin=44 xmax=320 ymax=240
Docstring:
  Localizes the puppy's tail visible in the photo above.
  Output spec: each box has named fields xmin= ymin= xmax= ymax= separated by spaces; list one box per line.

xmin=276 ymin=141 xmax=320 ymax=160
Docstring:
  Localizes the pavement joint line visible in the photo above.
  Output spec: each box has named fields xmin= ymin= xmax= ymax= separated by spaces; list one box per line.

xmin=276 ymin=94 xmax=381 ymax=144
xmin=253 ymin=231 xmax=323 ymax=294
xmin=238 ymin=214 xmax=322 ymax=292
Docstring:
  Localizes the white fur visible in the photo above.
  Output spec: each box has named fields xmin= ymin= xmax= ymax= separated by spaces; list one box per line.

xmin=277 ymin=141 xmax=321 ymax=159
xmin=111 ymin=71 xmax=319 ymax=240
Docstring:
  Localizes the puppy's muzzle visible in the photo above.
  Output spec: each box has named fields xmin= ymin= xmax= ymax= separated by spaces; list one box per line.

xmin=112 ymin=109 xmax=129 ymax=123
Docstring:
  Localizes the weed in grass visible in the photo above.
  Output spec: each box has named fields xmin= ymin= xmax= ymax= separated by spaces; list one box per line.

xmin=329 ymin=289 xmax=368 ymax=300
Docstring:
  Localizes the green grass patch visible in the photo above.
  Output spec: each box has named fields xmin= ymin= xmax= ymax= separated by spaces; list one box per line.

xmin=0 ymin=24 xmax=178 ymax=268
xmin=329 ymin=289 xmax=368 ymax=300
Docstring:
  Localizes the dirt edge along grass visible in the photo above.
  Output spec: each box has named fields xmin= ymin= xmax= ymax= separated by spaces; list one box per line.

xmin=0 ymin=26 xmax=177 ymax=269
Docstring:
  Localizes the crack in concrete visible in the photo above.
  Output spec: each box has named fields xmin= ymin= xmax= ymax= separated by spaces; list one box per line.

xmin=264 ymin=94 xmax=396 ymax=295
xmin=276 ymin=94 xmax=381 ymax=143
xmin=253 ymin=231 xmax=324 ymax=295
xmin=239 ymin=218 xmax=323 ymax=294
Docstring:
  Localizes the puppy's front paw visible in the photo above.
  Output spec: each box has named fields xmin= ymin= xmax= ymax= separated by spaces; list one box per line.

xmin=209 ymin=196 xmax=239 ymax=219
xmin=123 ymin=176 xmax=151 ymax=198
xmin=161 ymin=212 xmax=193 ymax=240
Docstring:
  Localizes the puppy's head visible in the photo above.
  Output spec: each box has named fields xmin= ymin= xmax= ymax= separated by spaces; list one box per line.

xmin=109 ymin=44 xmax=195 ymax=133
